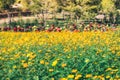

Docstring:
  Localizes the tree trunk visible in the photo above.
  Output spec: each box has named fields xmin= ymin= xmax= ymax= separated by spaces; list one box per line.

xmin=7 ymin=12 xmax=11 ymax=28
xmin=63 ymin=11 xmax=65 ymax=20
xmin=42 ymin=10 xmax=45 ymax=26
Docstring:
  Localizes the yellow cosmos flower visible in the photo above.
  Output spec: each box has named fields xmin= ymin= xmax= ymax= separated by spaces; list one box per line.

xmin=6 ymin=78 xmax=10 ymax=80
xmin=75 ymin=74 xmax=82 ymax=79
xmin=112 ymin=69 xmax=118 ymax=72
xmin=14 ymin=53 xmax=20 ymax=58
xmin=85 ymin=59 xmax=90 ymax=63
xmin=71 ymin=69 xmax=77 ymax=73
xmin=29 ymin=54 xmax=36 ymax=59
xmin=67 ymin=74 xmax=74 ymax=78
xmin=40 ymin=60 xmax=45 ymax=64
xmin=51 ymin=78 xmax=54 ymax=80
xmin=106 ymin=75 xmax=110 ymax=79
xmin=13 ymin=65 xmax=17 ymax=69
xmin=86 ymin=74 xmax=92 ymax=78
xmin=9 ymin=70 xmax=12 ymax=73
xmin=25 ymin=50 xmax=29 ymax=52
xmin=59 ymin=78 xmax=68 ymax=80
xmin=93 ymin=76 xmax=98 ymax=79
xmin=115 ymin=75 xmax=120 ymax=79
xmin=52 ymin=60 xmax=58 ymax=67
xmin=38 ymin=50 xmax=42 ymax=53
xmin=105 ymin=68 xmax=112 ymax=71
xmin=45 ymin=62 xmax=49 ymax=65
xmin=21 ymin=60 xmax=25 ymax=63
xmin=117 ymin=52 xmax=120 ymax=56
xmin=49 ymin=69 xmax=54 ymax=72
xmin=98 ymin=76 xmax=105 ymax=80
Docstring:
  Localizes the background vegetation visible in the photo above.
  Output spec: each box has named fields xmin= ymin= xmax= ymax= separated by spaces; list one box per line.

xmin=0 ymin=0 xmax=120 ymax=20
xmin=1 ymin=0 xmax=120 ymax=28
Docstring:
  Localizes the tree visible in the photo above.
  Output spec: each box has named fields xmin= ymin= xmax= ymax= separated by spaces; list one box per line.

xmin=113 ymin=0 xmax=120 ymax=10
xmin=0 ymin=0 xmax=15 ymax=12
xmin=28 ymin=0 xmax=59 ymax=26
xmin=101 ymin=0 xmax=116 ymax=14
xmin=55 ymin=0 xmax=102 ymax=21
xmin=101 ymin=0 xmax=116 ymax=24
xmin=0 ymin=0 xmax=15 ymax=27
xmin=113 ymin=0 xmax=120 ymax=24
xmin=14 ymin=0 xmax=31 ymax=11
xmin=78 ymin=0 xmax=101 ymax=21
xmin=55 ymin=0 xmax=82 ymax=23
xmin=28 ymin=0 xmax=42 ymax=14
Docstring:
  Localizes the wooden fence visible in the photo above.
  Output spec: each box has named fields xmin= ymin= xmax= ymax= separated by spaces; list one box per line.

xmin=0 ymin=11 xmax=32 ymax=19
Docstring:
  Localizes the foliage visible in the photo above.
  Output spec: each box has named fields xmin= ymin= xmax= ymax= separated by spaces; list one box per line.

xmin=101 ymin=0 xmax=116 ymax=14
xmin=0 ymin=0 xmax=120 ymax=23
xmin=28 ymin=0 xmax=42 ymax=14
xmin=0 ymin=0 xmax=15 ymax=12
xmin=113 ymin=0 xmax=120 ymax=10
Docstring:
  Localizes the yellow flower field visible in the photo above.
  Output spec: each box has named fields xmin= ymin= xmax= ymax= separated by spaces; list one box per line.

xmin=0 ymin=31 xmax=120 ymax=80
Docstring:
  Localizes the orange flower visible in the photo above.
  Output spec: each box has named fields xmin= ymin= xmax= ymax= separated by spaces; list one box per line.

xmin=71 ymin=69 xmax=77 ymax=73
xmin=23 ymin=63 xmax=28 ymax=68
xmin=61 ymin=63 xmax=67 ymax=68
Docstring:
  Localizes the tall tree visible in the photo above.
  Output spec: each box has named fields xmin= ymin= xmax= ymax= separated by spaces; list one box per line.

xmin=113 ymin=0 xmax=120 ymax=10
xmin=55 ymin=0 xmax=102 ymax=21
xmin=101 ymin=0 xmax=116 ymax=23
xmin=101 ymin=0 xmax=116 ymax=14
xmin=14 ymin=0 xmax=31 ymax=11
xmin=112 ymin=0 xmax=120 ymax=24
xmin=0 ymin=0 xmax=15 ymax=12
xmin=0 ymin=0 xmax=15 ymax=27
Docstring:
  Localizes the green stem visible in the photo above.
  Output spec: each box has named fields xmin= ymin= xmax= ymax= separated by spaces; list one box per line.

xmin=80 ymin=62 xmax=89 ymax=72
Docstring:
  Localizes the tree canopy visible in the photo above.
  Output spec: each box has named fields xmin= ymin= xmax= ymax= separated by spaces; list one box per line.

xmin=0 ymin=0 xmax=15 ymax=12
xmin=0 ymin=0 xmax=120 ymax=20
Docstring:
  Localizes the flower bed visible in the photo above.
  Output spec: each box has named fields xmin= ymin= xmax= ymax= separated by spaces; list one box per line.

xmin=0 ymin=31 xmax=120 ymax=80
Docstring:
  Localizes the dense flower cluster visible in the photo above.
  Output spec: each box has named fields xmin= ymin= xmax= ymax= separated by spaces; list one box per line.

xmin=0 ymin=30 xmax=120 ymax=80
